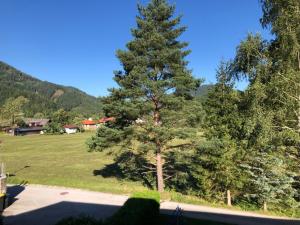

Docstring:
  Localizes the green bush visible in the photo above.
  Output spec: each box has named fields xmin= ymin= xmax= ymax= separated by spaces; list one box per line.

xmin=131 ymin=190 xmax=160 ymax=203
xmin=44 ymin=122 xmax=64 ymax=135
xmin=15 ymin=118 xmax=28 ymax=128
xmin=106 ymin=191 xmax=160 ymax=225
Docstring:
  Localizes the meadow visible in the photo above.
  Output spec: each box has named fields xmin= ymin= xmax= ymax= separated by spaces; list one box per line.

xmin=0 ymin=132 xmax=236 ymax=225
xmin=0 ymin=132 xmax=147 ymax=194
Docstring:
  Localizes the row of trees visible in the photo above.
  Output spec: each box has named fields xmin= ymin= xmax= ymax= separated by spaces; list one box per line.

xmin=206 ymin=0 xmax=300 ymax=211
xmin=44 ymin=109 xmax=92 ymax=134
xmin=88 ymin=0 xmax=299 ymax=213
xmin=0 ymin=97 xmax=87 ymax=134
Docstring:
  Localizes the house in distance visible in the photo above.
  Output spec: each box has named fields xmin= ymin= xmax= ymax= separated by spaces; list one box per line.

xmin=82 ymin=117 xmax=115 ymax=130
xmin=23 ymin=118 xmax=50 ymax=127
xmin=63 ymin=125 xmax=79 ymax=134
xmin=4 ymin=118 xmax=50 ymax=136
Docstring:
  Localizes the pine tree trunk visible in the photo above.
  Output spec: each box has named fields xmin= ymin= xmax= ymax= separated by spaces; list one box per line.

xmin=263 ymin=201 xmax=267 ymax=211
xmin=297 ymin=52 xmax=300 ymax=133
xmin=154 ymin=104 xmax=164 ymax=192
xmin=298 ymin=95 xmax=300 ymax=133
xmin=297 ymin=51 xmax=300 ymax=71
xmin=156 ymin=151 xmax=164 ymax=192
xmin=227 ymin=190 xmax=232 ymax=206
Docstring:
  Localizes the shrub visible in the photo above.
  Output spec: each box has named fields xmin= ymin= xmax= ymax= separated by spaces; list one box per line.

xmin=44 ymin=122 xmax=64 ymax=134
xmin=15 ymin=118 xmax=28 ymax=128
xmin=106 ymin=191 xmax=160 ymax=225
xmin=131 ymin=190 xmax=160 ymax=203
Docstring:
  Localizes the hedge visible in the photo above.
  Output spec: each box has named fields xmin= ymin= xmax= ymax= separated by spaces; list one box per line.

xmin=106 ymin=191 xmax=160 ymax=225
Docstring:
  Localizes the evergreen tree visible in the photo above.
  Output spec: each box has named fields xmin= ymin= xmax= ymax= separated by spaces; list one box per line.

xmin=203 ymin=62 xmax=243 ymax=204
xmin=241 ymin=151 xmax=297 ymax=211
xmin=205 ymin=61 xmax=241 ymax=140
xmin=87 ymin=0 xmax=200 ymax=192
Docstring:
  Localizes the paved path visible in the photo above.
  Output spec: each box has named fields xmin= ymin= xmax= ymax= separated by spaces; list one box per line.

xmin=2 ymin=184 xmax=300 ymax=225
xmin=161 ymin=202 xmax=300 ymax=225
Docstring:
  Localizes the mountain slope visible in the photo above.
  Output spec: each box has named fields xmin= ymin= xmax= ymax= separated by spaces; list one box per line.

xmin=0 ymin=61 xmax=102 ymax=116
xmin=192 ymin=84 xmax=214 ymax=100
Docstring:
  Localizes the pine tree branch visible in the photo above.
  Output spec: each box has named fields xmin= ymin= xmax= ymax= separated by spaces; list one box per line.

xmin=141 ymin=170 xmax=155 ymax=174
xmin=282 ymin=91 xmax=299 ymax=101
xmin=272 ymin=125 xmax=297 ymax=131
xmin=165 ymin=143 xmax=193 ymax=150
xmin=163 ymin=174 xmax=174 ymax=180
xmin=142 ymin=165 xmax=156 ymax=170
xmin=277 ymin=72 xmax=299 ymax=86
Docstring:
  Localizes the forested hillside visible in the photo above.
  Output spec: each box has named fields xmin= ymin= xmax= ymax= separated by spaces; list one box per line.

xmin=193 ymin=84 xmax=214 ymax=99
xmin=0 ymin=61 xmax=102 ymax=116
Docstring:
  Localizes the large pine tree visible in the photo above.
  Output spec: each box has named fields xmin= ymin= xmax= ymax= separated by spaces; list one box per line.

xmin=203 ymin=62 xmax=244 ymax=204
xmin=87 ymin=0 xmax=200 ymax=192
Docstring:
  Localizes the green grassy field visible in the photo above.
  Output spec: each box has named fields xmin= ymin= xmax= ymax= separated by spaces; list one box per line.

xmin=0 ymin=133 xmax=236 ymax=225
xmin=0 ymin=132 xmax=147 ymax=194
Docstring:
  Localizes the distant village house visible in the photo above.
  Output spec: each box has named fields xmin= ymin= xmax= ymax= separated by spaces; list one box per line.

xmin=3 ymin=118 xmax=50 ymax=136
xmin=63 ymin=125 xmax=79 ymax=134
xmin=82 ymin=117 xmax=115 ymax=130
xmin=23 ymin=118 xmax=49 ymax=127
xmin=82 ymin=118 xmax=99 ymax=130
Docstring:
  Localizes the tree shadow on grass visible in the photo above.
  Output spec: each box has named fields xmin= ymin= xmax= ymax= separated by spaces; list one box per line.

xmin=93 ymin=151 xmax=155 ymax=190
xmin=93 ymin=151 xmax=202 ymax=195
xmin=93 ymin=163 xmax=124 ymax=180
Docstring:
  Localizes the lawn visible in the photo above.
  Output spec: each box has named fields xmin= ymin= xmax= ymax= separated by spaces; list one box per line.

xmin=1 ymin=133 xmax=236 ymax=225
xmin=0 ymin=132 xmax=147 ymax=194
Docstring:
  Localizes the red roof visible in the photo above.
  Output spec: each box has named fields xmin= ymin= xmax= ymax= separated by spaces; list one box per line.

xmin=82 ymin=120 xmax=97 ymax=125
xmin=82 ymin=117 xmax=115 ymax=125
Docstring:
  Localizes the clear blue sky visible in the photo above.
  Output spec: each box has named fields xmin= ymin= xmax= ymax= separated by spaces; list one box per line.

xmin=0 ymin=0 xmax=271 ymax=97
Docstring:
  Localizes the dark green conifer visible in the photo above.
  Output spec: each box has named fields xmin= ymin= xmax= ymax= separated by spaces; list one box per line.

xmin=87 ymin=0 xmax=200 ymax=192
